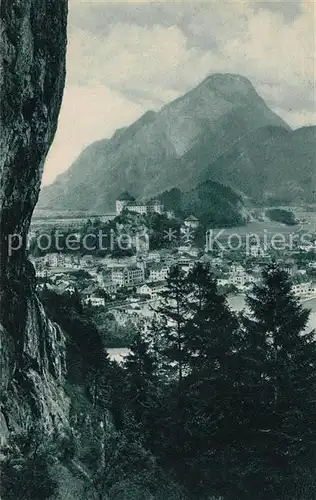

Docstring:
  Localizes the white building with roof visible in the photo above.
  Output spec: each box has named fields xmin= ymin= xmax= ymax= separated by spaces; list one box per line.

xmin=148 ymin=263 xmax=170 ymax=282
xmin=83 ymin=296 xmax=105 ymax=307
xmin=111 ymin=265 xmax=144 ymax=287
xmin=184 ymin=215 xmax=199 ymax=229
xmin=292 ymin=281 xmax=316 ymax=297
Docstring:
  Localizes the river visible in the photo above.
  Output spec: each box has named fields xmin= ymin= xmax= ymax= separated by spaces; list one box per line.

xmin=228 ymin=295 xmax=316 ymax=331
xmin=107 ymin=297 xmax=316 ymax=362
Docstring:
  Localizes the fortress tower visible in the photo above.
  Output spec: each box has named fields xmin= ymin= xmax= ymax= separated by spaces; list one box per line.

xmin=115 ymin=191 xmax=135 ymax=215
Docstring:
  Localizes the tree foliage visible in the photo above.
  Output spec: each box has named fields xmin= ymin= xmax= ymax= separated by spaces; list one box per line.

xmin=1 ymin=427 xmax=59 ymax=500
xmin=123 ymin=262 xmax=316 ymax=499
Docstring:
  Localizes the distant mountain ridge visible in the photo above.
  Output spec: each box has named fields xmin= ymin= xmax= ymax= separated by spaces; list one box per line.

xmin=38 ymin=73 xmax=315 ymax=211
xmin=200 ymin=125 xmax=316 ymax=204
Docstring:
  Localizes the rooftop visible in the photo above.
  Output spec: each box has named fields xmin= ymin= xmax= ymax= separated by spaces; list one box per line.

xmin=127 ymin=201 xmax=146 ymax=207
xmin=149 ymin=263 xmax=166 ymax=271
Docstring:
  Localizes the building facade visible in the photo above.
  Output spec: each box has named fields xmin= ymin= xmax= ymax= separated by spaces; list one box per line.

xmin=148 ymin=264 xmax=170 ymax=282
xmin=115 ymin=193 xmax=164 ymax=216
xmin=112 ymin=265 xmax=145 ymax=287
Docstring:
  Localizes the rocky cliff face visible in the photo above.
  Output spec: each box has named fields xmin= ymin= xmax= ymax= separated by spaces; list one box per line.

xmin=0 ymin=0 xmax=68 ymax=440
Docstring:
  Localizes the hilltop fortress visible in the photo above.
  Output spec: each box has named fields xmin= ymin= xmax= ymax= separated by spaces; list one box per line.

xmin=116 ymin=191 xmax=164 ymax=216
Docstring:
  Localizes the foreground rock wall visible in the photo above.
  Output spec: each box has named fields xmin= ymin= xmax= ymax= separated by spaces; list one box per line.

xmin=0 ymin=0 xmax=68 ymax=439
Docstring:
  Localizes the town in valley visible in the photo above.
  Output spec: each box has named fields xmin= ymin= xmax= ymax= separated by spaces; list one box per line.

xmin=29 ymin=194 xmax=316 ymax=355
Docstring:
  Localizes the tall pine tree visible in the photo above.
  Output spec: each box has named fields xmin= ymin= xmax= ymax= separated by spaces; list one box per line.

xmin=179 ymin=263 xmax=242 ymax=496
xmin=185 ymin=263 xmax=239 ymax=371
xmin=157 ymin=265 xmax=191 ymax=385
xmin=239 ymin=263 xmax=316 ymax=498
xmin=124 ymin=329 xmax=159 ymax=427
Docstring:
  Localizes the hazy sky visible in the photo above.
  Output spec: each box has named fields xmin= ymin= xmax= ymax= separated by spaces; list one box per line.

xmin=43 ymin=0 xmax=315 ymax=185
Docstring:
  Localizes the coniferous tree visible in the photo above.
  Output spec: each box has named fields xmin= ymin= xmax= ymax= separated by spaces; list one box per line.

xmin=151 ymin=263 xmax=241 ymax=496
xmin=185 ymin=263 xmax=239 ymax=370
xmin=179 ymin=263 xmax=241 ymax=496
xmin=239 ymin=263 xmax=316 ymax=498
xmin=157 ymin=265 xmax=191 ymax=385
xmin=124 ymin=330 xmax=159 ymax=428
xmin=145 ymin=314 xmax=169 ymax=382
xmin=144 ymin=266 xmax=193 ymax=477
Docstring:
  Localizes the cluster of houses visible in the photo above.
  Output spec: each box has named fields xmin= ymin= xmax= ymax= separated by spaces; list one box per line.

xmin=32 ymin=244 xmax=201 ymax=307
xmin=30 ymin=207 xmax=316 ymax=312
xmin=90 ymin=252 xmax=192 ymax=305
xmin=39 ymin=253 xmax=81 ymax=270
xmin=32 ymin=241 xmax=316 ymax=309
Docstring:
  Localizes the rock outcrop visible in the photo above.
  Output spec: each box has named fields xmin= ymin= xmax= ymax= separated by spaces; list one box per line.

xmin=0 ymin=0 xmax=68 ymax=439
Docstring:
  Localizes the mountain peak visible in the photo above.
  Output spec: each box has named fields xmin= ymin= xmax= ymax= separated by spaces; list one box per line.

xmin=38 ymin=74 xmax=314 ymax=211
xmin=203 ymin=72 xmax=252 ymax=85
xmin=199 ymin=73 xmax=256 ymax=96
